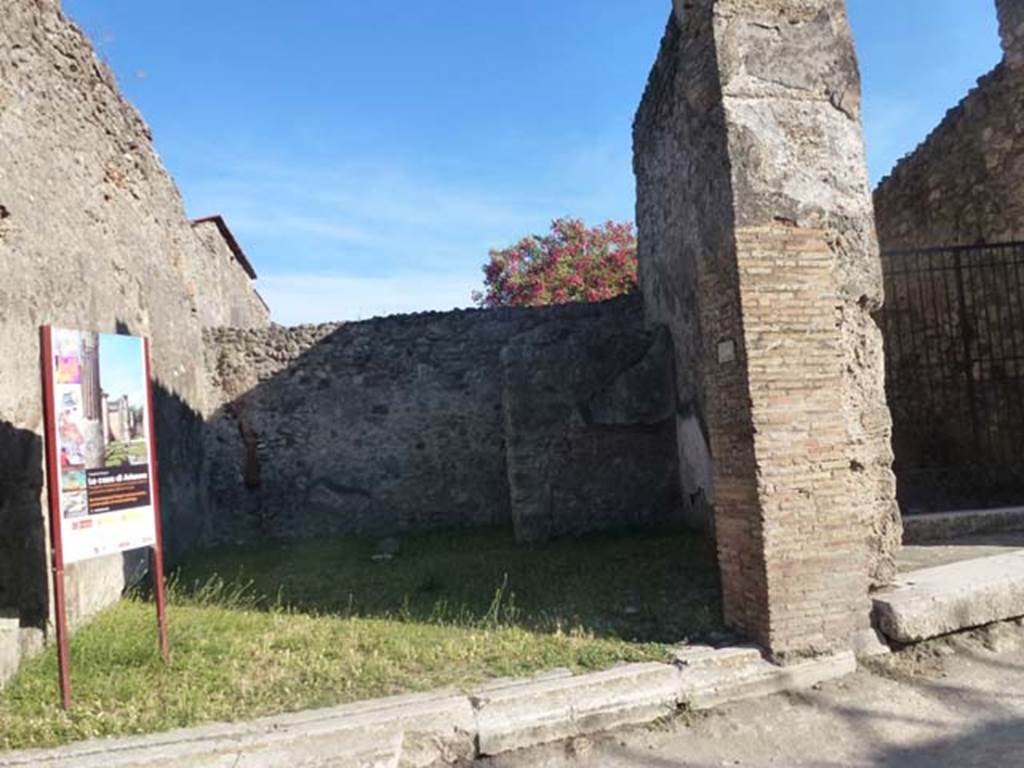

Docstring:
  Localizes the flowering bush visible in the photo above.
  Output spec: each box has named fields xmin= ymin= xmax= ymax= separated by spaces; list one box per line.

xmin=473 ymin=218 xmax=638 ymax=308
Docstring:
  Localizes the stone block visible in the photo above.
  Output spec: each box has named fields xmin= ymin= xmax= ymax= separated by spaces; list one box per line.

xmin=873 ymin=551 xmax=1024 ymax=644
xmin=672 ymin=644 xmax=763 ymax=670
xmin=848 ymin=628 xmax=891 ymax=659
xmin=471 ymin=663 xmax=681 ymax=756
xmin=0 ymin=613 xmax=20 ymax=686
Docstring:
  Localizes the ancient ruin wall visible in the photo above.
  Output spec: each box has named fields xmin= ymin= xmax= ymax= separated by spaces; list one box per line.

xmin=636 ymin=0 xmax=899 ymax=657
xmin=874 ymin=1 xmax=1024 ymax=249
xmin=0 ymin=0 xmax=249 ymax=678
xmin=872 ymin=0 xmax=1024 ymax=512
xmin=634 ymin=11 xmax=736 ymax=536
xmin=1000 ymin=0 xmax=1024 ymax=71
xmin=873 ymin=66 xmax=1024 ymax=250
xmin=203 ymin=297 xmax=683 ymax=545
xmin=189 ymin=220 xmax=271 ymax=330
xmin=718 ymin=0 xmax=901 ymax=591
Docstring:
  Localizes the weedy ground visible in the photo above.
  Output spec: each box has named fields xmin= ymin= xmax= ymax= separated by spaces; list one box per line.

xmin=0 ymin=527 xmax=721 ymax=750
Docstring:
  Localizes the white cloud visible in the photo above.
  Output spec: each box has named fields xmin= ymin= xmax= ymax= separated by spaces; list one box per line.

xmin=257 ymin=271 xmax=479 ymax=326
xmin=178 ymin=139 xmax=636 ymax=323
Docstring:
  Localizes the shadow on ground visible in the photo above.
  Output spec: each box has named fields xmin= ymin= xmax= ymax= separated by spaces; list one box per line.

xmin=171 ymin=527 xmax=724 ymax=645
xmin=507 ymin=628 xmax=1024 ymax=767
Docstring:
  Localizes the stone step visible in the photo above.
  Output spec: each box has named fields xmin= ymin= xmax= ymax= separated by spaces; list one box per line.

xmin=873 ymin=550 xmax=1024 ymax=644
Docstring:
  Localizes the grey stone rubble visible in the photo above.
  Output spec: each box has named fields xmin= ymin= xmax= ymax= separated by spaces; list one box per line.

xmin=873 ymin=550 xmax=1024 ymax=644
xmin=0 ymin=648 xmax=857 ymax=768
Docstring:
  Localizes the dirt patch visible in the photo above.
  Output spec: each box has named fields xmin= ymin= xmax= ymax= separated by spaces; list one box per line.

xmin=867 ymin=618 xmax=1024 ymax=682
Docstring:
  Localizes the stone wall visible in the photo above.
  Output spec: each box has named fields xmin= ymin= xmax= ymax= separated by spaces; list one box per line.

xmin=203 ymin=296 xmax=683 ymax=545
xmin=191 ymin=217 xmax=271 ymax=330
xmin=872 ymin=0 xmax=1024 ymax=512
xmin=635 ymin=0 xmax=898 ymax=659
xmin=999 ymin=0 xmax=1024 ymax=70
xmin=0 ymin=0 xmax=251 ymax=681
xmin=874 ymin=6 xmax=1024 ymax=249
xmin=877 ymin=242 xmax=1024 ymax=511
xmin=503 ymin=318 xmax=680 ymax=541
xmin=633 ymin=10 xmax=732 ymax=536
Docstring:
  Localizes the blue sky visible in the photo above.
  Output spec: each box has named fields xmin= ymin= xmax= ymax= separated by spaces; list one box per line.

xmin=64 ymin=1 xmax=1002 ymax=325
xmin=99 ymin=333 xmax=146 ymax=409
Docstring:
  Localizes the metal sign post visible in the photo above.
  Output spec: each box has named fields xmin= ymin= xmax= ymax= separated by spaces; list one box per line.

xmin=40 ymin=326 xmax=73 ymax=709
xmin=143 ymin=337 xmax=170 ymax=663
xmin=39 ymin=326 xmax=170 ymax=710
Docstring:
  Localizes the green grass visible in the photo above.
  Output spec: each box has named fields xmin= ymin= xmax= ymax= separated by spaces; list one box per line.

xmin=0 ymin=528 xmax=721 ymax=751
xmin=104 ymin=439 xmax=147 ymax=467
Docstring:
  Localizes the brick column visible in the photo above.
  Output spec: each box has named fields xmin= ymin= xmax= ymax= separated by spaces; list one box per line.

xmin=635 ymin=0 xmax=899 ymax=659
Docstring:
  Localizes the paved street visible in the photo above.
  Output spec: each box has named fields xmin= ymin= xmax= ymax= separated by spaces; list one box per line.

xmin=479 ymin=622 xmax=1024 ymax=767
xmin=897 ymin=530 xmax=1024 ymax=571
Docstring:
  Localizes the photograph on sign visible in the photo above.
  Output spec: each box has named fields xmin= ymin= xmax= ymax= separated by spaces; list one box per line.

xmin=46 ymin=328 xmax=158 ymax=564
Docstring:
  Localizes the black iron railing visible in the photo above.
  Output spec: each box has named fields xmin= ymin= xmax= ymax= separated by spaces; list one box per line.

xmin=877 ymin=241 xmax=1024 ymax=512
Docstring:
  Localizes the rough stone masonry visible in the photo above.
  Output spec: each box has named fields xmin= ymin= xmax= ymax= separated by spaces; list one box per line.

xmin=875 ymin=0 xmax=1024 ymax=249
xmin=2 ymin=0 xmax=910 ymax=683
xmin=635 ymin=0 xmax=899 ymax=658
xmin=0 ymin=0 xmax=268 ymax=682
xmin=202 ymin=296 xmax=682 ymax=547
xmin=871 ymin=0 xmax=1024 ymax=512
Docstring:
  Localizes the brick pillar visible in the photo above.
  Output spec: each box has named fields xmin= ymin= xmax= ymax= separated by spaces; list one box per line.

xmin=998 ymin=0 xmax=1024 ymax=68
xmin=635 ymin=0 xmax=899 ymax=660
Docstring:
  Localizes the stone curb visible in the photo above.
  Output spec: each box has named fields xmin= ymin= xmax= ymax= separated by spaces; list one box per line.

xmin=0 ymin=650 xmax=857 ymax=768
xmin=0 ymin=689 xmax=475 ymax=768
xmin=902 ymin=506 xmax=1024 ymax=545
xmin=472 ymin=662 xmax=681 ymax=755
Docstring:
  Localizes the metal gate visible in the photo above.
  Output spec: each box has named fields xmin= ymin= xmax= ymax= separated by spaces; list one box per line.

xmin=877 ymin=241 xmax=1024 ymax=512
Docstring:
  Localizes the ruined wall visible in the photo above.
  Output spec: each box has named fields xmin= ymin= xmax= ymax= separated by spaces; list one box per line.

xmin=203 ymin=297 xmax=683 ymax=545
xmin=871 ymin=0 xmax=1024 ymax=513
xmin=635 ymin=0 xmax=898 ymax=658
xmin=503 ymin=318 xmax=680 ymax=541
xmin=873 ymin=65 xmax=1024 ymax=250
xmin=0 ymin=0 xmax=244 ymax=680
xmin=874 ymin=1 xmax=1024 ymax=249
xmin=190 ymin=219 xmax=271 ymax=330
xmin=633 ymin=10 xmax=734 ymax=535
xmin=877 ymin=242 xmax=1024 ymax=512
xmin=1002 ymin=0 xmax=1024 ymax=68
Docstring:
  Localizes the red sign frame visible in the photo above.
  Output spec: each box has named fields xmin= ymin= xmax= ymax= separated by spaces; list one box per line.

xmin=40 ymin=326 xmax=169 ymax=710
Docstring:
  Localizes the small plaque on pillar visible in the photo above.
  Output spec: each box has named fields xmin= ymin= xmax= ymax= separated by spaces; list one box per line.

xmin=718 ymin=338 xmax=737 ymax=364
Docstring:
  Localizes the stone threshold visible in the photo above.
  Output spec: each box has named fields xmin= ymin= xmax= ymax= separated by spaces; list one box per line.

xmin=874 ymin=550 xmax=1024 ymax=644
xmin=0 ymin=648 xmax=856 ymax=767
xmin=902 ymin=506 xmax=1024 ymax=545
